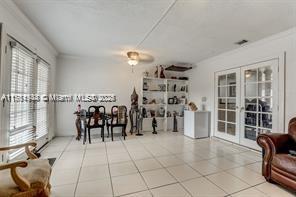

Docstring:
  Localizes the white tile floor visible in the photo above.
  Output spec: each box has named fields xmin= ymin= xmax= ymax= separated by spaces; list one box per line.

xmin=41 ymin=132 xmax=295 ymax=197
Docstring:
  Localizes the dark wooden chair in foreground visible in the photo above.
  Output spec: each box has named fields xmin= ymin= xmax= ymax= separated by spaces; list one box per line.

xmin=257 ymin=118 xmax=296 ymax=192
xmin=107 ymin=105 xmax=128 ymax=141
xmin=0 ymin=141 xmax=52 ymax=197
xmin=87 ymin=105 xmax=106 ymax=143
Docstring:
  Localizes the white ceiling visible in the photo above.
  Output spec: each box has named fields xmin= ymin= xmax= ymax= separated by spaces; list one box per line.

xmin=14 ymin=0 xmax=296 ymax=66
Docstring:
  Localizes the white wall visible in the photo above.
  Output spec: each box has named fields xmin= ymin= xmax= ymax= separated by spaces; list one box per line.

xmin=188 ymin=27 xmax=296 ymax=135
xmin=0 ymin=0 xmax=58 ymax=148
xmin=55 ymin=55 xmax=146 ymax=136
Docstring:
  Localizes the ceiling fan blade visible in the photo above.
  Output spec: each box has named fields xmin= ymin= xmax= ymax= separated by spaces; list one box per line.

xmin=139 ymin=53 xmax=154 ymax=63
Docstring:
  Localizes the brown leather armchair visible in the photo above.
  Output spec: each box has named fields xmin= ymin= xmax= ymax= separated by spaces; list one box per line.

xmin=257 ymin=118 xmax=296 ymax=191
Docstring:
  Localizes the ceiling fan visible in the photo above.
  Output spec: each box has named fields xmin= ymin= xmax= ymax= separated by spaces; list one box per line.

xmin=113 ymin=50 xmax=154 ymax=66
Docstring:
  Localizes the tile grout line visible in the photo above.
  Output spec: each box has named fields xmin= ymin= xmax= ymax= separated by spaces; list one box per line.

xmin=119 ymin=136 xmax=154 ymax=197
xmin=47 ymin=133 xmax=278 ymax=197
xmin=136 ymin=133 xmax=195 ymax=197
xmin=105 ymin=141 xmax=115 ymax=197
xmin=72 ymin=137 xmax=87 ymax=197
xmin=135 ymin=132 xmax=263 ymax=197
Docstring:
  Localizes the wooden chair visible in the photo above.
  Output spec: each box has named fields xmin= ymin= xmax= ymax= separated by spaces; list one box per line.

xmin=0 ymin=142 xmax=52 ymax=197
xmin=107 ymin=106 xmax=128 ymax=141
xmin=87 ymin=105 xmax=106 ymax=143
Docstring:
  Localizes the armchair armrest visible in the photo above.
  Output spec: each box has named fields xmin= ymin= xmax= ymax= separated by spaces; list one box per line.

xmin=0 ymin=161 xmax=30 ymax=191
xmin=0 ymin=141 xmax=38 ymax=160
xmin=258 ymin=133 xmax=291 ymax=154
xmin=257 ymin=133 xmax=291 ymax=180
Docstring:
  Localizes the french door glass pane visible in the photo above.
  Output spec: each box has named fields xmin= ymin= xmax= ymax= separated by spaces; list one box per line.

xmin=245 ymin=69 xmax=257 ymax=83
xmin=245 ymin=126 xmax=257 ymax=140
xmin=227 ymin=111 xmax=236 ymax=123
xmin=227 ymin=98 xmax=236 ymax=110
xmin=245 ymin=84 xmax=257 ymax=97
xmin=259 ymin=67 xmax=273 ymax=82
xmin=227 ymin=73 xmax=236 ymax=85
xmin=258 ymin=113 xmax=272 ymax=129
xmin=258 ymin=82 xmax=272 ymax=97
xmin=227 ymin=86 xmax=236 ymax=97
xmin=218 ymin=87 xmax=227 ymax=97
xmin=227 ymin=123 xmax=236 ymax=135
xmin=218 ymin=75 xmax=227 ymax=85
xmin=245 ymin=98 xmax=257 ymax=111
xmin=245 ymin=112 xmax=257 ymax=126
xmin=218 ymin=110 xmax=226 ymax=121
xmin=218 ymin=121 xmax=226 ymax=132
xmin=259 ymin=98 xmax=272 ymax=112
xmin=218 ymin=98 xmax=226 ymax=109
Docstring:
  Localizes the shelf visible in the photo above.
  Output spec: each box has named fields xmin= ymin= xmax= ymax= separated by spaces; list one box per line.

xmin=167 ymin=91 xmax=188 ymax=94
xmin=143 ymin=117 xmax=166 ymax=120
xmin=141 ymin=75 xmax=189 ymax=132
xmin=143 ymin=90 xmax=165 ymax=93
xmin=167 ymin=104 xmax=185 ymax=106
xmin=167 ymin=116 xmax=184 ymax=118
xmin=167 ymin=78 xmax=188 ymax=82
xmin=143 ymin=77 xmax=166 ymax=81
xmin=143 ymin=77 xmax=188 ymax=82
xmin=142 ymin=104 xmax=166 ymax=106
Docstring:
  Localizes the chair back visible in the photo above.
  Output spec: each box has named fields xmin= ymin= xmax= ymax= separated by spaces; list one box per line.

xmin=88 ymin=106 xmax=106 ymax=126
xmin=288 ymin=117 xmax=296 ymax=141
xmin=111 ymin=105 xmax=127 ymax=125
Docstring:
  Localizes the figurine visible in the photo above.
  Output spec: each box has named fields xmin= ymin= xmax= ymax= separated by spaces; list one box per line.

xmin=160 ymin=65 xmax=165 ymax=78
xmin=149 ymin=99 xmax=156 ymax=104
xmin=154 ymin=66 xmax=158 ymax=78
xmin=129 ymin=88 xmax=139 ymax=134
xmin=74 ymin=104 xmax=82 ymax=140
xmin=158 ymin=107 xmax=165 ymax=117
xmin=173 ymin=111 xmax=178 ymax=132
xmin=136 ymin=106 xmax=144 ymax=136
xmin=130 ymin=88 xmax=139 ymax=110
xmin=143 ymin=82 xmax=149 ymax=91
xmin=143 ymin=71 xmax=149 ymax=77
xmin=152 ymin=117 xmax=157 ymax=134
xmin=188 ymin=102 xmax=198 ymax=111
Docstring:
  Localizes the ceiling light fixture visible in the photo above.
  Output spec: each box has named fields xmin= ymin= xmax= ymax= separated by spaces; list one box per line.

xmin=127 ymin=51 xmax=139 ymax=66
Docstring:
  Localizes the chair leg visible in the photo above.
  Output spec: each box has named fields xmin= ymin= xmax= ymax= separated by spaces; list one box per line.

xmin=123 ymin=126 xmax=127 ymax=140
xmin=102 ymin=127 xmax=105 ymax=142
xmin=111 ymin=126 xmax=114 ymax=141
xmin=83 ymin=127 xmax=87 ymax=145
xmin=107 ymin=125 xmax=110 ymax=137
xmin=88 ymin=128 xmax=91 ymax=144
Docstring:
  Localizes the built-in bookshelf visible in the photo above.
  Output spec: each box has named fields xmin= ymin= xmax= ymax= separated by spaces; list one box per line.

xmin=140 ymin=77 xmax=189 ymax=131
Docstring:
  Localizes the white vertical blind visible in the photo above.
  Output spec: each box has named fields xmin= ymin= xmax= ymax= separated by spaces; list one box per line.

xmin=36 ymin=60 xmax=49 ymax=139
xmin=8 ymin=39 xmax=50 ymax=159
xmin=9 ymin=42 xmax=35 ymax=159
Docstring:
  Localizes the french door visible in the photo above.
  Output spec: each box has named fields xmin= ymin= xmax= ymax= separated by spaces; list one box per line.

xmin=215 ymin=59 xmax=279 ymax=150
xmin=215 ymin=69 xmax=240 ymax=143
xmin=240 ymin=60 xmax=278 ymax=149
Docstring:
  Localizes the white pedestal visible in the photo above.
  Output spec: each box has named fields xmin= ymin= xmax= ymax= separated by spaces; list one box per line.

xmin=184 ymin=110 xmax=210 ymax=139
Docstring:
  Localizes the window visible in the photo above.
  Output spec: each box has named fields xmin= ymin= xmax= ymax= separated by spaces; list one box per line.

xmin=9 ymin=42 xmax=35 ymax=159
xmin=8 ymin=39 xmax=50 ymax=159
xmin=36 ymin=60 xmax=49 ymax=139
